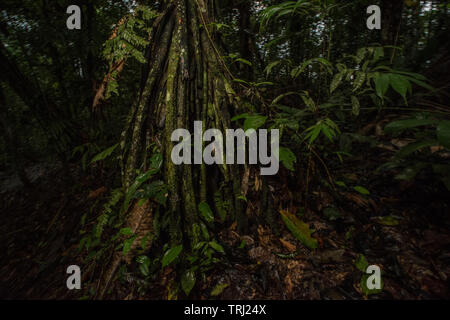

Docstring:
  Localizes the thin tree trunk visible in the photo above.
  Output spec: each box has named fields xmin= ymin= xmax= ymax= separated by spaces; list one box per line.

xmin=0 ymin=87 xmax=31 ymax=187
xmin=381 ymin=0 xmax=404 ymax=46
xmin=236 ymin=0 xmax=253 ymax=80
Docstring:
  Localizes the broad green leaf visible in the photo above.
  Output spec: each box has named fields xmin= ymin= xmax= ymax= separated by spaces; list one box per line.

xmin=389 ymin=74 xmax=411 ymax=103
xmin=232 ymin=78 xmax=250 ymax=85
xmin=377 ymin=216 xmax=399 ymax=226
xmin=393 ymin=70 xmax=427 ymax=81
xmin=209 ymin=241 xmax=225 ymax=254
xmin=122 ymin=170 xmax=153 ymax=213
xmin=300 ymin=93 xmax=316 ymax=110
xmin=353 ymin=71 xmax=366 ymax=91
xmin=198 ymin=201 xmax=214 ymax=223
xmin=362 ymin=60 xmax=370 ymax=72
xmin=336 ymin=63 xmax=346 ymax=73
xmin=265 ymin=60 xmax=282 ymax=76
xmin=280 ymin=209 xmax=318 ymax=249
xmin=211 ymin=283 xmax=229 ymax=296
xmin=351 ymin=96 xmax=360 ymax=116
xmin=353 ymin=186 xmax=370 ymax=195
xmin=119 ymin=227 xmax=133 ymax=236
xmin=254 ymin=81 xmax=274 ymax=87
xmin=355 ymin=254 xmax=369 ymax=272
xmin=305 ymin=124 xmax=321 ymax=144
xmin=406 ymin=77 xmax=433 ymax=91
xmin=90 ymin=143 xmax=118 ymax=164
xmin=374 ymin=73 xmax=390 ymax=99
xmin=330 ymin=71 xmax=344 ymax=93
xmin=237 ymin=194 xmax=247 ymax=202
xmin=323 ymin=118 xmax=340 ymax=134
xmin=149 ymin=152 xmax=163 ymax=172
xmin=436 ymin=120 xmax=450 ymax=149
xmin=137 ymin=255 xmax=150 ymax=276
xmin=314 ymin=57 xmax=332 ymax=67
xmin=122 ymin=236 xmax=136 ymax=255
xmin=278 ymin=146 xmax=296 ymax=171
xmin=356 ymin=47 xmax=366 ymax=63
xmin=373 ymin=47 xmax=384 ymax=61
xmin=231 ymin=113 xmax=249 ymax=122
xmin=162 ymin=245 xmax=183 ymax=268
xmin=243 ymin=115 xmax=267 ymax=131
xmin=181 ymin=269 xmax=196 ymax=296
xmin=334 ymin=180 xmax=347 ymax=187
xmin=200 ymin=222 xmax=210 ymax=241
xmin=234 ymin=58 xmax=252 ymax=66
xmin=360 ymin=273 xmax=383 ymax=296
xmin=135 ymin=180 xmax=168 ymax=206
xmin=396 ymin=140 xmax=436 ymax=158
xmin=384 ymin=118 xmax=437 ymax=133
xmin=140 ymin=234 xmax=152 ymax=250
xmin=321 ymin=126 xmax=334 ymax=141
xmin=271 ymin=92 xmax=299 ymax=105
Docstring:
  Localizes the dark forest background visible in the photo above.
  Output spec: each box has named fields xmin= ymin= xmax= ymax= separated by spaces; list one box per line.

xmin=0 ymin=0 xmax=449 ymax=300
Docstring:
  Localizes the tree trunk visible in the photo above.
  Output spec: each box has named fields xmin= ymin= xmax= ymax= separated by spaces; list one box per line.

xmin=236 ymin=0 xmax=253 ymax=80
xmin=120 ymin=0 xmax=245 ymax=248
xmin=96 ymin=0 xmax=248 ymax=297
xmin=381 ymin=0 xmax=404 ymax=46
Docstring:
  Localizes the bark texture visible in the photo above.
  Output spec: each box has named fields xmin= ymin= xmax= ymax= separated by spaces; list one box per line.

xmin=119 ymin=0 xmax=244 ymax=250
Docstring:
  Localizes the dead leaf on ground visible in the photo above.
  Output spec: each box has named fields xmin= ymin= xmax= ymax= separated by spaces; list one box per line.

xmin=241 ymin=168 xmax=250 ymax=196
xmin=345 ymin=192 xmax=370 ymax=207
xmin=279 ymin=238 xmax=297 ymax=252
xmin=257 ymin=225 xmax=270 ymax=246
xmin=87 ymin=186 xmax=106 ymax=199
xmin=254 ymin=175 xmax=261 ymax=191
xmin=284 ymin=274 xmax=293 ymax=296
xmin=391 ymin=138 xmax=414 ymax=149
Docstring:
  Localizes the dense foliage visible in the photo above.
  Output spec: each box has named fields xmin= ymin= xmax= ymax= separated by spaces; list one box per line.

xmin=0 ymin=0 xmax=449 ymax=300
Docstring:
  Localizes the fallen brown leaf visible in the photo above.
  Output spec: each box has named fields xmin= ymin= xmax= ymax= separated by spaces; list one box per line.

xmin=88 ymin=186 xmax=106 ymax=199
xmin=280 ymin=238 xmax=297 ymax=252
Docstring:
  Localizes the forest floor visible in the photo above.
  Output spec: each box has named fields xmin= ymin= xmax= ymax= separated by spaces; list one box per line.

xmin=0 ymin=133 xmax=449 ymax=300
